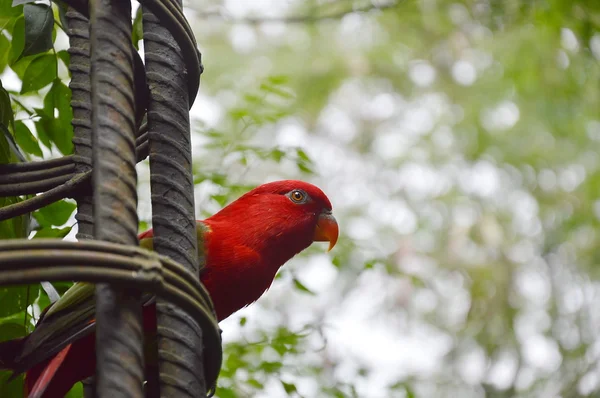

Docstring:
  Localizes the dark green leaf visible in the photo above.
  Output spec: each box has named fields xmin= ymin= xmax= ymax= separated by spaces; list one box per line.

xmin=0 ymin=197 xmax=29 ymax=239
xmin=0 ymin=122 xmax=26 ymax=162
xmin=34 ymin=199 xmax=76 ymax=227
xmin=281 ymin=381 xmax=297 ymax=394
xmin=293 ymin=278 xmax=315 ymax=295
xmin=0 ymin=322 xmax=25 ymax=339
xmin=14 ymin=120 xmax=42 ymax=157
xmin=0 ymin=285 xmax=39 ymax=318
xmin=0 ymin=372 xmax=24 ymax=398
xmin=20 ymin=53 xmax=56 ymax=93
xmin=21 ymin=3 xmax=54 ymax=58
xmin=0 ymin=81 xmax=14 ymax=135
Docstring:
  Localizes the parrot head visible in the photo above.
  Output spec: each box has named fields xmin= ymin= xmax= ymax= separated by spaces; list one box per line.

xmin=207 ymin=180 xmax=339 ymax=258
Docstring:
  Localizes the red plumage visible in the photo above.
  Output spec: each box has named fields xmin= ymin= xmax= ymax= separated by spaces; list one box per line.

xmin=0 ymin=180 xmax=338 ymax=397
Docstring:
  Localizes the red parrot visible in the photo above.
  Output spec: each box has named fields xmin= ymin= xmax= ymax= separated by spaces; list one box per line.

xmin=0 ymin=180 xmax=338 ymax=398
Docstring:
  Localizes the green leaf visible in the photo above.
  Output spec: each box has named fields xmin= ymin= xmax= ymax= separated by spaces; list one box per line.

xmin=267 ymin=75 xmax=289 ymax=85
xmin=214 ymin=387 xmax=237 ymax=398
xmin=33 ymin=116 xmax=51 ymax=149
xmin=0 ymin=81 xmax=14 ymax=136
xmin=57 ymin=49 xmax=70 ymax=68
xmin=0 ymin=0 xmax=23 ymax=25
xmin=296 ymin=148 xmax=310 ymax=162
xmin=8 ymin=16 xmax=25 ymax=65
xmin=260 ymin=83 xmax=295 ymax=99
xmin=281 ymin=381 xmax=297 ymax=394
xmin=0 ymin=34 xmax=10 ymax=72
xmin=14 ymin=120 xmax=42 ymax=157
xmin=0 ymin=322 xmax=26 ymax=338
xmin=297 ymin=161 xmax=314 ymax=174
xmin=32 ymin=226 xmax=71 ymax=238
xmin=34 ymin=199 xmax=76 ymax=227
xmin=20 ymin=53 xmax=57 ymax=93
xmin=132 ymin=6 xmax=143 ymax=50
xmin=0 ymin=122 xmax=26 ymax=162
xmin=64 ymin=382 xmax=83 ymax=398
xmin=270 ymin=148 xmax=285 ymax=162
xmin=0 ymin=372 xmax=24 ymax=398
xmin=42 ymin=79 xmax=73 ymax=154
xmin=247 ymin=378 xmax=264 ymax=389
xmin=21 ymin=3 xmax=54 ymax=58
xmin=293 ymin=278 xmax=316 ymax=295
xmin=56 ymin=1 xmax=69 ymax=30
xmin=0 ymin=285 xmax=39 ymax=318
xmin=0 ymin=198 xmax=29 ymax=240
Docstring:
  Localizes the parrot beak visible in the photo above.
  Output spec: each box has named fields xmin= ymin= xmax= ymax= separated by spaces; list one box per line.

xmin=313 ymin=210 xmax=339 ymax=252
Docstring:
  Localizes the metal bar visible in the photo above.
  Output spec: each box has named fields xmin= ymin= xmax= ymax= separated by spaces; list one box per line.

xmin=65 ymin=9 xmax=95 ymax=393
xmin=90 ymin=0 xmax=144 ymax=397
xmin=142 ymin=0 xmax=206 ymax=395
xmin=66 ymin=6 xmax=94 ymax=242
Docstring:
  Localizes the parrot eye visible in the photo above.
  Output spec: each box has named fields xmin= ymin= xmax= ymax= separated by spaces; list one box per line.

xmin=288 ymin=189 xmax=308 ymax=204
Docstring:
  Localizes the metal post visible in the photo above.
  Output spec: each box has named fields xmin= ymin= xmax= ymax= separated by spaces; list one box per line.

xmin=90 ymin=0 xmax=144 ymax=397
xmin=66 ymin=7 xmax=95 ymax=396
xmin=142 ymin=0 xmax=206 ymax=395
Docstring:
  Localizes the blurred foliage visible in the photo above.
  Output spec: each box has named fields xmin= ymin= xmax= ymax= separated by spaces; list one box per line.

xmin=185 ymin=0 xmax=600 ymax=397
xmin=0 ymin=0 xmax=599 ymax=397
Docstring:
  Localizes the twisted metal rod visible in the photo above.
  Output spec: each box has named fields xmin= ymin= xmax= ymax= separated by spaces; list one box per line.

xmin=0 ymin=239 xmax=221 ymax=387
xmin=0 ymin=126 xmax=149 ymax=221
xmin=90 ymin=0 xmax=144 ymax=396
xmin=142 ymin=0 xmax=206 ymax=393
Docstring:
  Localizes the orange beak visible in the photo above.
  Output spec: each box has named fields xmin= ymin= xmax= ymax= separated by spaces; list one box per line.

xmin=313 ymin=211 xmax=339 ymax=252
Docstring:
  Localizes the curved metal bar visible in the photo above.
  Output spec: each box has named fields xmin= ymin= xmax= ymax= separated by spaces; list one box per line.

xmin=0 ymin=155 xmax=72 ymax=172
xmin=0 ymin=125 xmax=149 ymax=221
xmin=0 ymin=164 xmax=75 ymax=184
xmin=61 ymin=0 xmax=201 ymax=106
xmin=0 ymin=239 xmax=221 ymax=388
xmin=0 ymin=174 xmax=72 ymax=196
xmin=0 ymin=172 xmax=89 ymax=221
xmin=139 ymin=0 xmax=202 ymax=104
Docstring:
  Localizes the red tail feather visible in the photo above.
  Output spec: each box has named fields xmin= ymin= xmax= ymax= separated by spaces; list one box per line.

xmin=27 ymin=344 xmax=71 ymax=398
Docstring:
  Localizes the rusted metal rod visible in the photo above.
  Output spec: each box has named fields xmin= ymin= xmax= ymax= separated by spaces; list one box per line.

xmin=90 ymin=0 xmax=144 ymax=396
xmin=142 ymin=0 xmax=208 ymax=393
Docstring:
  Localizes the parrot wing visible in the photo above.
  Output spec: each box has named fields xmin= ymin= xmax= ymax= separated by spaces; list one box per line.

xmin=14 ymin=282 xmax=97 ymax=374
